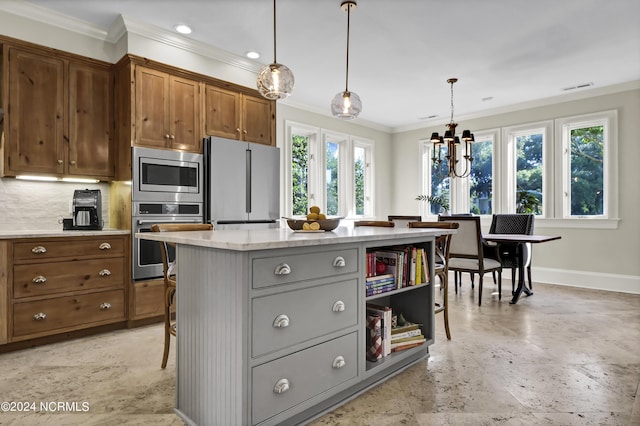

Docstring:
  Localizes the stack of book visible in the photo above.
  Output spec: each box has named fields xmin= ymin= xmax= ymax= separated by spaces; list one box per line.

xmin=390 ymin=321 xmax=425 ymax=352
xmin=365 ymin=274 xmax=395 ymax=296
xmin=365 ymin=246 xmax=430 ymax=290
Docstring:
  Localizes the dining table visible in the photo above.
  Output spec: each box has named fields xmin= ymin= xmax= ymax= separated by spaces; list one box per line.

xmin=483 ymin=233 xmax=562 ymax=304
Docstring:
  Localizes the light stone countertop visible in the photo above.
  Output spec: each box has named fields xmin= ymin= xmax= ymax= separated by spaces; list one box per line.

xmin=136 ymin=225 xmax=452 ymax=251
xmin=0 ymin=227 xmax=130 ymax=239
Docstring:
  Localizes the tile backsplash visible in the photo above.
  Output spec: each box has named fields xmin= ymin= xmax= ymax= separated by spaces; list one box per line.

xmin=0 ymin=178 xmax=110 ymax=229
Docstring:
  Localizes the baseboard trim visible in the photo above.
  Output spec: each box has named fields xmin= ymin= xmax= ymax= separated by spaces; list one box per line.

xmin=532 ymin=267 xmax=640 ymax=294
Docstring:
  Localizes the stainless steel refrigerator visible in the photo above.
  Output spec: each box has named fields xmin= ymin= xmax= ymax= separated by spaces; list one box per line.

xmin=203 ymin=136 xmax=280 ymax=229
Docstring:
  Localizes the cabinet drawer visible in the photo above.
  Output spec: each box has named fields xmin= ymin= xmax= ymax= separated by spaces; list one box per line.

xmin=252 ymin=248 xmax=358 ymax=289
xmin=252 ymin=279 xmax=357 ymax=357
xmin=252 ymin=332 xmax=357 ymax=425
xmin=13 ymin=289 xmax=125 ymax=337
xmin=133 ymin=280 xmax=165 ymax=319
xmin=13 ymin=237 xmax=125 ymax=262
xmin=13 ymin=258 xmax=124 ymax=298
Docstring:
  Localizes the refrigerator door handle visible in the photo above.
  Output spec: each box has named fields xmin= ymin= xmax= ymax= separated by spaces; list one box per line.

xmin=246 ymin=149 xmax=251 ymax=213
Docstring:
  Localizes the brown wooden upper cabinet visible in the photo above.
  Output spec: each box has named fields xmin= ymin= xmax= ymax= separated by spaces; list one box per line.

xmin=135 ymin=66 xmax=201 ymax=153
xmin=204 ymin=85 xmax=275 ymax=146
xmin=2 ymin=45 xmax=114 ymax=179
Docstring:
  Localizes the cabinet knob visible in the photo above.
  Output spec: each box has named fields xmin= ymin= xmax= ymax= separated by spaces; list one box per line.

xmin=69 ymin=160 xmax=76 ymax=165
xmin=57 ymin=160 xmax=63 ymax=165
xmin=274 ymin=263 xmax=291 ymax=275
xmin=165 ymin=134 xmax=171 ymax=139
xmin=33 ymin=312 xmax=47 ymax=321
xmin=236 ymin=128 xmax=241 ymax=133
xmin=32 ymin=275 xmax=47 ymax=284
xmin=170 ymin=134 xmax=175 ymax=140
xmin=332 ymin=300 xmax=345 ymax=312
xmin=99 ymin=243 xmax=111 ymax=250
xmin=273 ymin=378 xmax=290 ymax=394
xmin=98 ymin=269 xmax=111 ymax=277
xmin=243 ymin=129 xmax=248 ymax=134
xmin=332 ymin=356 xmax=346 ymax=369
xmin=99 ymin=302 xmax=112 ymax=310
xmin=272 ymin=314 xmax=290 ymax=328
xmin=333 ymin=256 xmax=346 ymax=267
xmin=31 ymin=246 xmax=47 ymax=254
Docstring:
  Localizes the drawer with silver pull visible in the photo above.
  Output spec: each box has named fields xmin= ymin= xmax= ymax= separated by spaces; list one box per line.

xmin=252 ymin=279 xmax=358 ymax=357
xmin=13 ymin=258 xmax=125 ymax=298
xmin=251 ymin=332 xmax=357 ymax=425
xmin=13 ymin=237 xmax=125 ymax=262
xmin=12 ymin=289 xmax=125 ymax=339
xmin=252 ymin=248 xmax=358 ymax=289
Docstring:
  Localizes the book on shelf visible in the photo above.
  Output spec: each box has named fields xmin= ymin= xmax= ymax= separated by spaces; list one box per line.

xmin=365 ymin=314 xmax=382 ymax=362
xmin=390 ymin=334 xmax=424 ymax=345
xmin=366 ymin=303 xmax=392 ymax=357
xmin=415 ymin=248 xmax=423 ymax=285
xmin=390 ymin=339 xmax=426 ymax=353
xmin=375 ymin=251 xmax=402 ymax=288
xmin=366 ymin=282 xmax=396 ymax=296
xmin=409 ymin=247 xmax=417 ymax=286
xmin=391 ymin=321 xmax=421 ymax=335
xmin=421 ymin=248 xmax=430 ymax=284
xmin=389 ymin=328 xmax=423 ymax=341
xmin=365 ymin=273 xmax=394 ymax=285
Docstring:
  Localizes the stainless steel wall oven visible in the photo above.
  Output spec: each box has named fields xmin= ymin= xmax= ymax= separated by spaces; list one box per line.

xmin=132 ymin=147 xmax=204 ymax=280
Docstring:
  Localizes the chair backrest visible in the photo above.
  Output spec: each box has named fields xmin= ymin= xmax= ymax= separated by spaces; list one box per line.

xmin=354 ymin=220 xmax=395 ymax=227
xmin=438 ymin=215 xmax=483 ymax=259
xmin=150 ymin=223 xmax=214 ymax=280
xmin=489 ymin=214 xmax=534 ymax=235
xmin=408 ymin=221 xmax=459 ymax=267
xmin=388 ymin=215 xmax=421 ymax=228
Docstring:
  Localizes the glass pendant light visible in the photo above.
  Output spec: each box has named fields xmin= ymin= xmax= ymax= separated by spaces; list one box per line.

xmin=331 ymin=1 xmax=362 ymax=120
xmin=257 ymin=0 xmax=294 ymax=100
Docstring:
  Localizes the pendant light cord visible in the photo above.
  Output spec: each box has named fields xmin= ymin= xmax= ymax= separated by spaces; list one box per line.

xmin=273 ymin=0 xmax=277 ymax=63
xmin=345 ymin=3 xmax=351 ymax=92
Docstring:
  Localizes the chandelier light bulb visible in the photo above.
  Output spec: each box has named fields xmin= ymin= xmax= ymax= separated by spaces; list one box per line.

xmin=331 ymin=90 xmax=362 ymax=120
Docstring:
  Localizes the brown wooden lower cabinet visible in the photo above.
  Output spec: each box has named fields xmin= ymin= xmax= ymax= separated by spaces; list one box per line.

xmin=131 ymin=279 xmax=165 ymax=320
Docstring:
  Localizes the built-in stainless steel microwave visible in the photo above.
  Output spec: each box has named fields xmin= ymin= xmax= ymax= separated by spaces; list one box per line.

xmin=132 ymin=146 xmax=203 ymax=203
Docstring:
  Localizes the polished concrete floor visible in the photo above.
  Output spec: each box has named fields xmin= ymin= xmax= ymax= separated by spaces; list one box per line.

xmin=0 ymin=280 xmax=639 ymax=426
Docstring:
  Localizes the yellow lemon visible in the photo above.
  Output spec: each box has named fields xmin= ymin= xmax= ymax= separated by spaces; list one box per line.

xmin=309 ymin=221 xmax=321 ymax=230
xmin=306 ymin=213 xmax=319 ymax=220
xmin=302 ymin=222 xmax=311 ymax=230
xmin=317 ymin=213 xmax=327 ymax=220
xmin=309 ymin=205 xmax=321 ymax=214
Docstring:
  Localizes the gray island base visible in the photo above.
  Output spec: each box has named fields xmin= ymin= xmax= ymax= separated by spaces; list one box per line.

xmin=139 ymin=226 xmax=450 ymax=425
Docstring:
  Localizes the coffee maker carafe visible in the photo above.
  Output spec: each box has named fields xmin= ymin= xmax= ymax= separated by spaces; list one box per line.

xmin=71 ymin=189 xmax=103 ymax=230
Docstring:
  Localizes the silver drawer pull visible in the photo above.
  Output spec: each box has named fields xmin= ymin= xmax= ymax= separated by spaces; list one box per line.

xmin=31 ymin=246 xmax=47 ymax=254
xmin=32 ymin=275 xmax=47 ymax=284
xmin=99 ymin=302 xmax=112 ymax=310
xmin=333 ymin=256 xmax=346 ymax=267
xmin=274 ymin=263 xmax=291 ymax=275
xmin=332 ymin=356 xmax=346 ymax=369
xmin=273 ymin=378 xmax=290 ymax=394
xmin=272 ymin=314 xmax=290 ymax=328
xmin=33 ymin=312 xmax=47 ymax=321
xmin=98 ymin=269 xmax=111 ymax=277
xmin=332 ymin=300 xmax=345 ymax=312
xmin=99 ymin=242 xmax=111 ymax=250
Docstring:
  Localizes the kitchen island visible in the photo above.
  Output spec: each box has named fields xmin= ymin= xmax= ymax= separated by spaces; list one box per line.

xmin=139 ymin=225 xmax=451 ymax=426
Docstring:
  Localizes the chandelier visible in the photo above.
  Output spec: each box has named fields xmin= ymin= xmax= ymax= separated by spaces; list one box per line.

xmin=430 ymin=78 xmax=474 ymax=178
xmin=331 ymin=1 xmax=362 ymax=120
xmin=257 ymin=0 xmax=295 ymax=100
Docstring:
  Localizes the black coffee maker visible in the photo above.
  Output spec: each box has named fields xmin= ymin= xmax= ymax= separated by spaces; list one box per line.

xmin=66 ymin=189 xmax=103 ymax=230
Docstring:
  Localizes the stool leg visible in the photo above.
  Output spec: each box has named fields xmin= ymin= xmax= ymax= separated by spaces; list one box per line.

xmin=161 ymin=286 xmax=173 ymax=369
xmin=443 ymin=273 xmax=451 ymax=340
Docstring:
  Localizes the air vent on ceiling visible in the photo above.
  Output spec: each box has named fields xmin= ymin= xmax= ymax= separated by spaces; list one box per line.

xmin=419 ymin=115 xmax=438 ymax=120
xmin=562 ymin=82 xmax=594 ymax=92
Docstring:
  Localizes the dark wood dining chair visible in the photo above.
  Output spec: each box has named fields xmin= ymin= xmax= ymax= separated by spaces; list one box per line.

xmin=487 ymin=214 xmax=534 ymax=293
xmin=388 ymin=215 xmax=422 ymax=228
xmin=150 ymin=223 xmax=214 ymax=369
xmin=408 ymin=221 xmax=458 ymax=339
xmin=354 ymin=220 xmax=395 ymax=227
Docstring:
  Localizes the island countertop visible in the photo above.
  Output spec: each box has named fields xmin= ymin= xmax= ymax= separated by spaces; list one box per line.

xmin=136 ymin=225 xmax=452 ymax=251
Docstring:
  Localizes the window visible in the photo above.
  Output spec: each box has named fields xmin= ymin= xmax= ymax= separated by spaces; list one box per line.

xmin=515 ymin=130 xmax=544 ymax=215
xmin=285 ymin=121 xmax=374 ymax=218
xmin=469 ymin=133 xmax=494 ymax=215
xmin=557 ymin=110 xmax=617 ymax=219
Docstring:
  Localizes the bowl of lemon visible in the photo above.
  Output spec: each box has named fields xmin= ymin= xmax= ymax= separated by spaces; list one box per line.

xmin=286 ymin=206 xmax=342 ymax=231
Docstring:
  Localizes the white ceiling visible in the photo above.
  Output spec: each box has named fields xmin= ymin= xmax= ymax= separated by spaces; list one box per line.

xmin=15 ymin=0 xmax=640 ymax=130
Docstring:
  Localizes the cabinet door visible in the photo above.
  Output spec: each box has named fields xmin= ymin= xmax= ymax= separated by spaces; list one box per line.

xmin=135 ymin=66 xmax=169 ymax=149
xmin=169 ymin=75 xmax=201 ymax=152
xmin=204 ymin=85 xmax=240 ymax=140
xmin=68 ymin=62 xmax=114 ymax=178
xmin=242 ymin=94 xmax=274 ymax=145
xmin=6 ymin=48 xmax=65 ymax=175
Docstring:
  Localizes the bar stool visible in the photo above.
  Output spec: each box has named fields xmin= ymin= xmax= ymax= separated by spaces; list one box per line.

xmin=151 ymin=223 xmax=214 ymax=369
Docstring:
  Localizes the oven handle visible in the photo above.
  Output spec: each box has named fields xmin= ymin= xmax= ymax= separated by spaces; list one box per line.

xmin=136 ymin=219 xmax=202 ymax=225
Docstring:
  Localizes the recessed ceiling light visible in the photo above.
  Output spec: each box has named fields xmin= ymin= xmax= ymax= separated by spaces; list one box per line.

xmin=482 ymin=96 xmax=493 ymax=102
xmin=174 ymin=24 xmax=192 ymax=34
xmin=246 ymin=51 xmax=260 ymax=59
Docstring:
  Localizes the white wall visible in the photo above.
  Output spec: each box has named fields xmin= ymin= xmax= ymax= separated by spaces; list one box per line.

xmin=391 ymin=88 xmax=640 ymax=293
